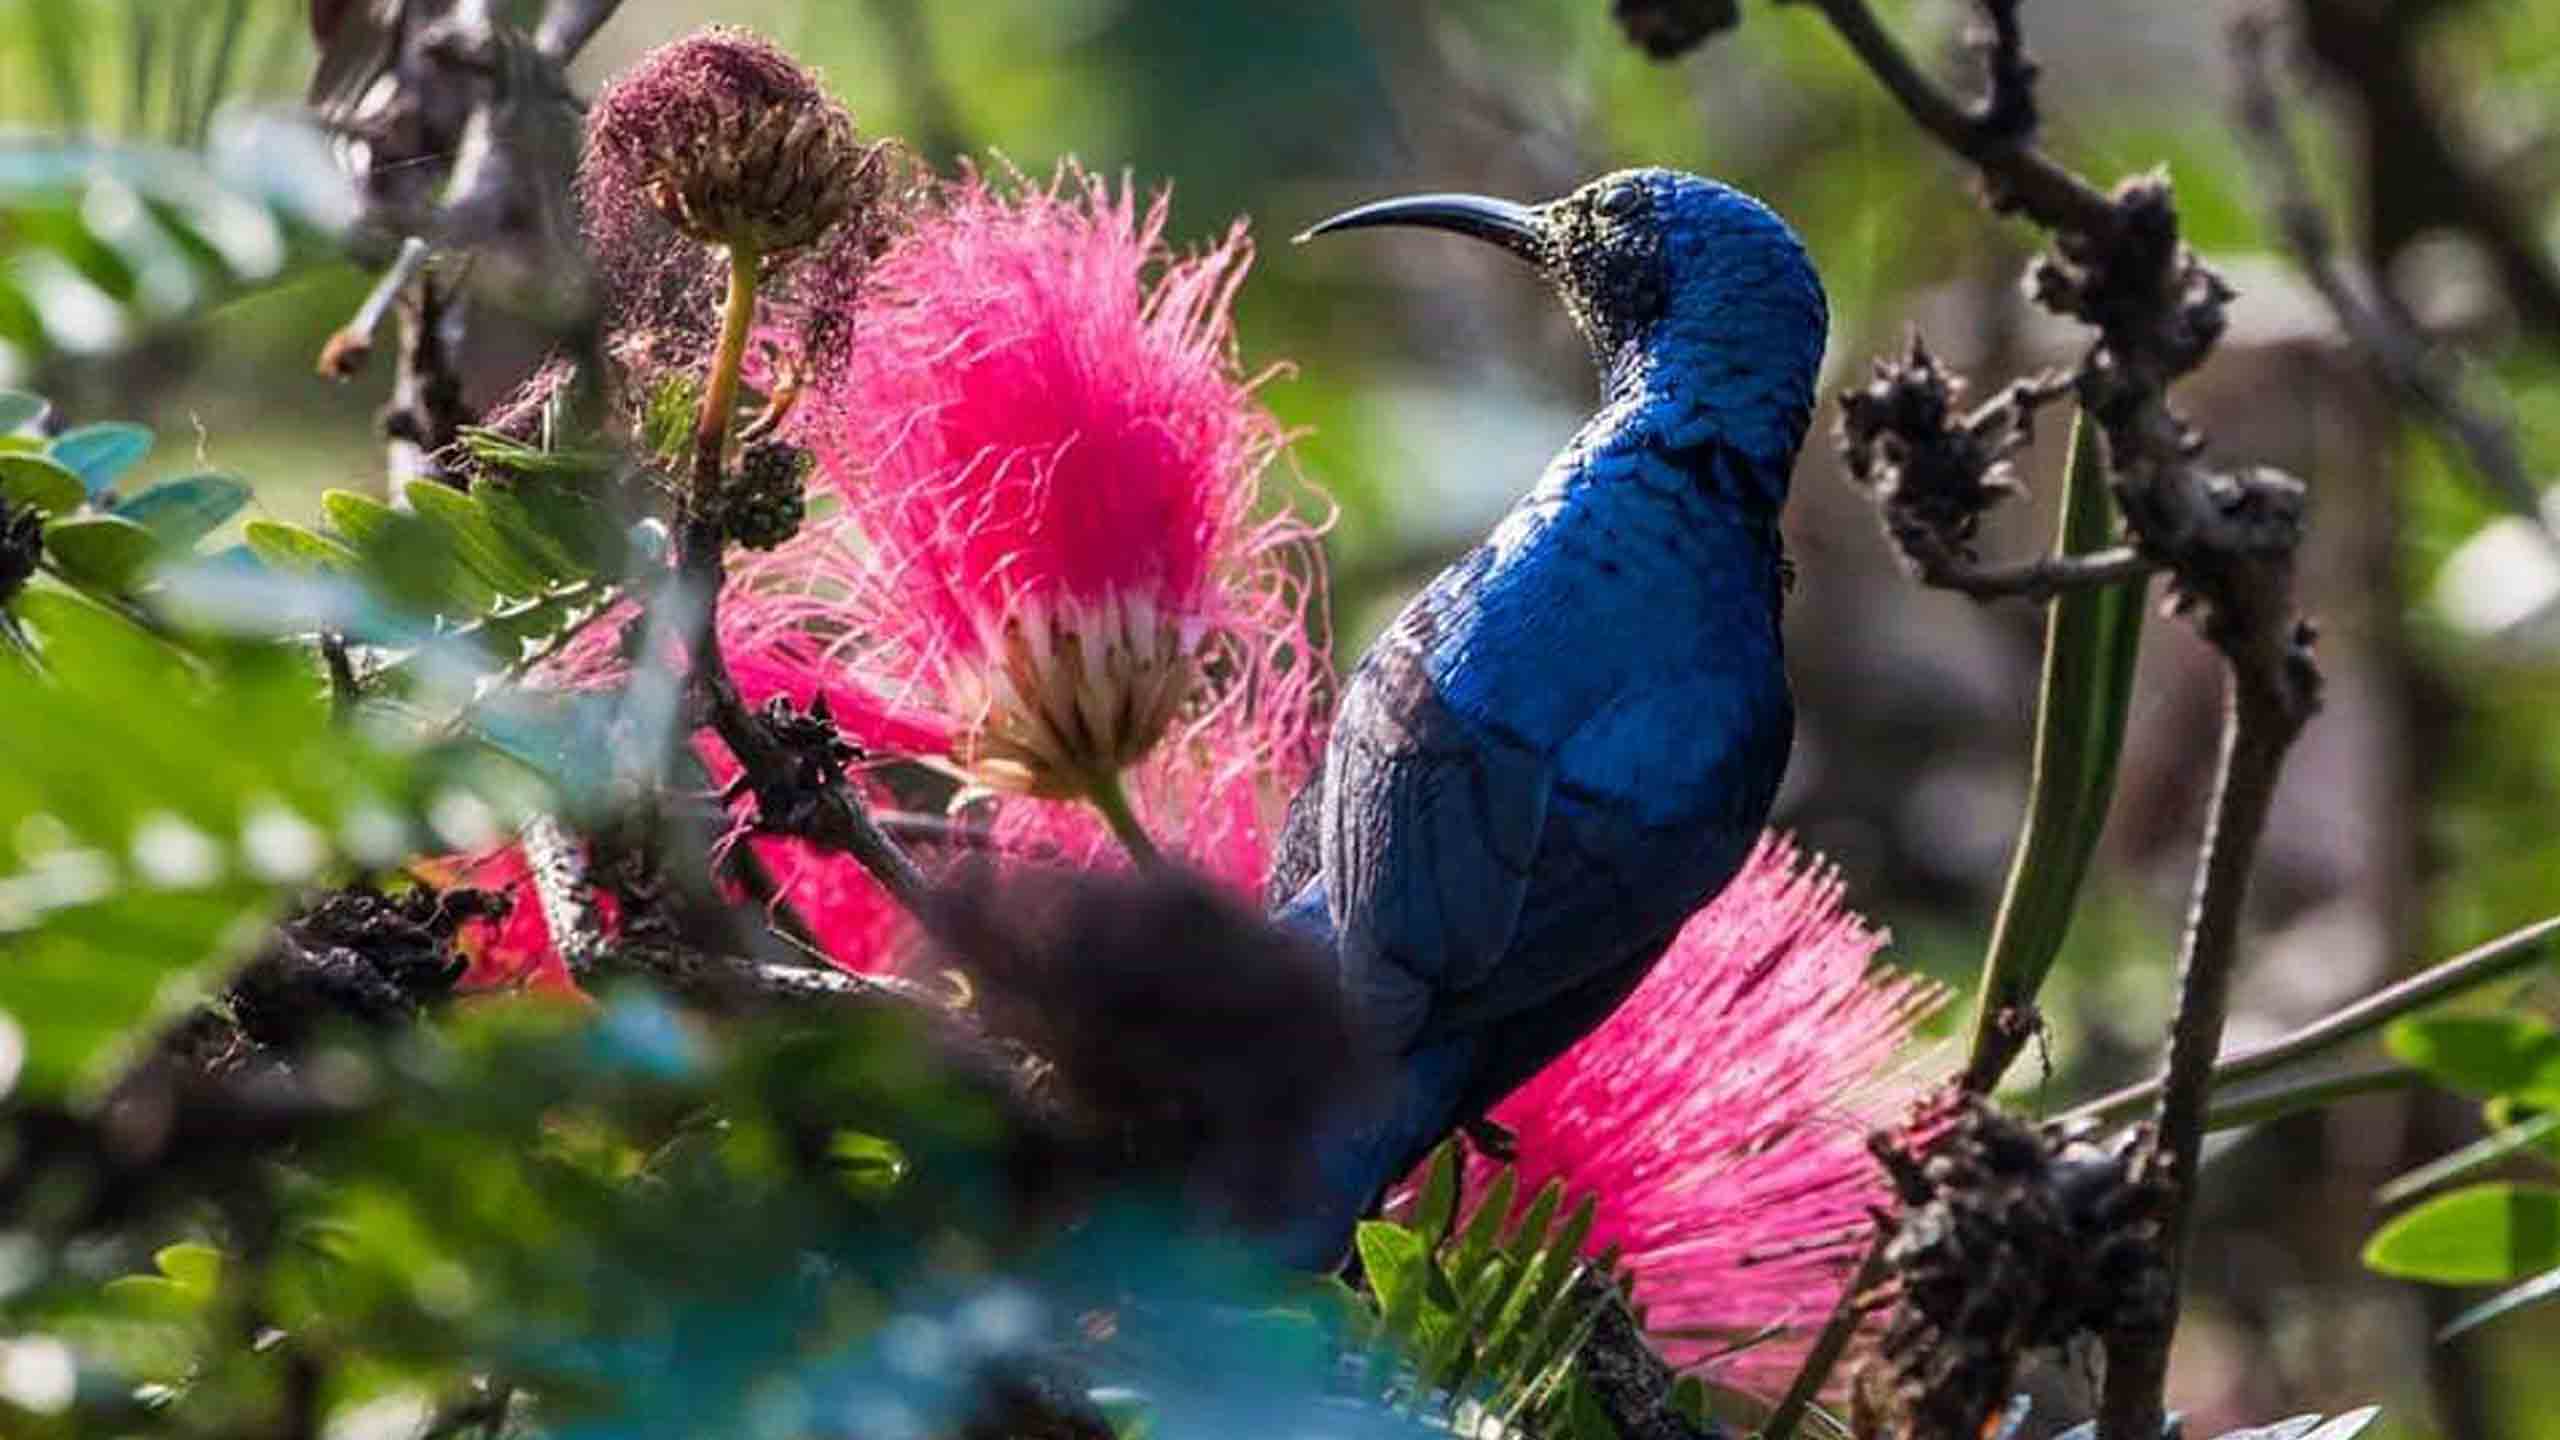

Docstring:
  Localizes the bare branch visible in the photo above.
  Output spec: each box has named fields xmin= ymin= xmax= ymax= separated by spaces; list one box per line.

xmin=533 ymin=0 xmax=628 ymax=65
xmin=2230 ymin=13 xmax=2553 ymax=540
xmin=1911 ymin=541 xmax=2154 ymax=602
xmin=1785 ymin=0 xmax=2111 ymax=232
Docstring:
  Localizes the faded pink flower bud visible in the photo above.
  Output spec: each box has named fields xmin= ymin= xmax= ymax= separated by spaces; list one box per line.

xmin=582 ymin=25 xmax=893 ymax=261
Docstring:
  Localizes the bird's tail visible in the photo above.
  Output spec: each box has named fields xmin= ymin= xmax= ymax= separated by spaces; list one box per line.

xmin=1266 ymin=1034 xmax=1481 ymax=1271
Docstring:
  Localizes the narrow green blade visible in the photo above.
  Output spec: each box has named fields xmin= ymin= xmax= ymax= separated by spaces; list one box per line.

xmin=1963 ymin=412 xmax=2148 ymax=1090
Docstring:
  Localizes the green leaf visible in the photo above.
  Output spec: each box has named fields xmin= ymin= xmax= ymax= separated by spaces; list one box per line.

xmin=2377 ymin=1111 xmax=2560 ymax=1206
xmin=115 ymin=472 xmax=251 ymax=551
xmin=1416 ymin=1141 xmax=1462 ymax=1249
xmin=153 ymin=1240 xmax=224 ymax=1298
xmin=825 ymin=1130 xmax=908 ymax=1195
xmin=1358 ymin=1219 xmax=1430 ymax=1339
xmin=2386 ymin=1015 xmax=2560 ymax=1104
xmin=319 ymin=487 xmax=404 ymax=547
xmin=406 ymin=478 xmax=550 ymax=598
xmin=43 ymin=513 xmax=161 ymax=593
xmin=1455 ymin=1166 xmax=1515 ymax=1283
xmin=2440 ymin=1265 xmax=2560 ymax=1340
xmin=2364 ymin=1182 xmax=2560 ymax=1283
xmin=101 ymin=1241 xmax=228 ymax=1320
xmin=0 ymin=391 xmax=49 ymax=432
xmin=1963 ymin=414 xmax=2144 ymax=1086
xmin=1562 ymin=1373 xmax=1620 ymax=1440
xmin=0 ymin=453 xmax=83 ymax=516
xmin=320 ymin=487 xmax=493 ymax=617
xmin=1671 ymin=1376 xmax=1708 ymax=1425
xmin=475 ymin=479 xmax=589 ymax=584
xmin=1508 ymin=1178 xmax=1564 ymax=1260
xmin=49 ymin=421 xmax=155 ymax=496
xmin=243 ymin=518 xmax=360 ymax=574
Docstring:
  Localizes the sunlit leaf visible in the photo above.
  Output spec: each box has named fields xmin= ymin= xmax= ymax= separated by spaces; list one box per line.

xmin=243 ymin=519 xmax=359 ymax=574
xmin=2386 ymin=1015 xmax=2560 ymax=1105
xmin=0 ymin=453 xmax=83 ymax=516
xmin=2365 ymin=1183 xmax=2560 ymax=1283
xmin=43 ymin=514 xmax=162 ymax=593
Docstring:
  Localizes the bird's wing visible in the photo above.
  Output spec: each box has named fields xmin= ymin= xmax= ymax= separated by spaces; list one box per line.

xmin=1415 ymin=663 xmax=1791 ymax=1041
xmin=1322 ymin=622 xmax=1555 ymax=1055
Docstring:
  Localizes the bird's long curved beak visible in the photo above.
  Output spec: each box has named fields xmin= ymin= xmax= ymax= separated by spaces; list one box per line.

xmin=1295 ymin=193 xmax=1549 ymax=264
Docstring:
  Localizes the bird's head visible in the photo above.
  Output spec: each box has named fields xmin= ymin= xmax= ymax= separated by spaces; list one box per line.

xmin=1302 ymin=168 xmax=1827 ymax=466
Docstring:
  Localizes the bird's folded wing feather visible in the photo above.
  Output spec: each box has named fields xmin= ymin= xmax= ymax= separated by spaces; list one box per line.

xmin=1322 ymin=626 xmax=1555 ymax=1054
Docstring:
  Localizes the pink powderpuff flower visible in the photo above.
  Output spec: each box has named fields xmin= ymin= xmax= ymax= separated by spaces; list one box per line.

xmin=1444 ymin=834 xmax=1942 ymax=1397
xmin=729 ymin=162 xmax=1329 ymax=818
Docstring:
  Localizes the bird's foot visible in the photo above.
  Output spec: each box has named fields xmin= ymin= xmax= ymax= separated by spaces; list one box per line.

xmin=1462 ymin=1116 xmax=1519 ymax=1165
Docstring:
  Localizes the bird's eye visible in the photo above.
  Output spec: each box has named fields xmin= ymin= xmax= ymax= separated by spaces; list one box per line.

xmin=1595 ymin=183 xmax=1643 ymax=218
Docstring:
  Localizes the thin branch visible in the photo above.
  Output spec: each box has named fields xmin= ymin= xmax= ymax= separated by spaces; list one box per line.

xmin=2230 ymin=14 xmax=2553 ymax=540
xmin=1789 ymin=0 xmax=2113 ymax=234
xmin=320 ymin=629 xmax=360 ymax=723
xmin=2062 ymin=913 xmax=2560 ymax=1131
xmin=316 ymin=234 xmax=431 ymax=380
xmin=697 ymin=656 xmax=931 ymax=912
xmin=1784 ymin=6 xmax=2320 ymax=1434
xmin=669 ymin=245 xmax=932 ymax=916
xmin=2196 ymin=1063 xmax=2419 ymax=1136
xmin=532 ymin=0 xmax=627 ymax=65
xmin=2097 ymin=672 xmax=2305 ymax=1440
xmin=1761 ymin=1230 xmax=1888 ymax=1440
xmin=1911 ymin=542 xmax=2154 ymax=602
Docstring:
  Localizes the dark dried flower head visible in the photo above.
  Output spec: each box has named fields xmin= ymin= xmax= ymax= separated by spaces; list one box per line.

xmin=1857 ymin=1094 xmax=2169 ymax=1440
xmin=583 ymin=26 xmax=892 ymax=260
xmin=1836 ymin=334 xmax=2042 ymax=581
xmin=1613 ymin=0 xmax=1742 ymax=59
xmin=919 ymin=864 xmax=1373 ymax=1229
xmin=2027 ymin=172 xmax=2232 ymax=390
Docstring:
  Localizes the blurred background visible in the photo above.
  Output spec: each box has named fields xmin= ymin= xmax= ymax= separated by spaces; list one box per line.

xmin=6 ymin=0 xmax=2560 ymax=1433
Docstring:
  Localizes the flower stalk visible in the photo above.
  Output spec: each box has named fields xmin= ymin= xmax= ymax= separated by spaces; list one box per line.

xmin=690 ymin=243 xmax=762 ymax=543
xmin=1085 ymin=765 xmax=1164 ymax=868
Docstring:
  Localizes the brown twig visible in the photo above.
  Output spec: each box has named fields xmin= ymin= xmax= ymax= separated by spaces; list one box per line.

xmin=1786 ymin=0 xmax=2111 ymax=234
xmin=2096 ymin=658 xmax=2308 ymax=1440
xmin=532 ymin=0 xmax=627 ymax=64
xmin=1760 ymin=1231 xmax=1888 ymax=1440
xmin=1770 ymin=3 xmax=2324 ymax=1434
xmin=668 ymin=247 xmax=931 ymax=917
xmin=2230 ymin=13 xmax=2552 ymax=540
xmin=2293 ymin=0 xmax=2560 ymax=349
xmin=1910 ymin=542 xmax=2154 ymax=602
xmin=2064 ymin=911 xmax=2560 ymax=1132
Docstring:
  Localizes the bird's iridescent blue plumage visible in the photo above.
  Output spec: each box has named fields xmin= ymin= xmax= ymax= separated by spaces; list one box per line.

xmin=1271 ymin=169 xmax=1828 ymax=1267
